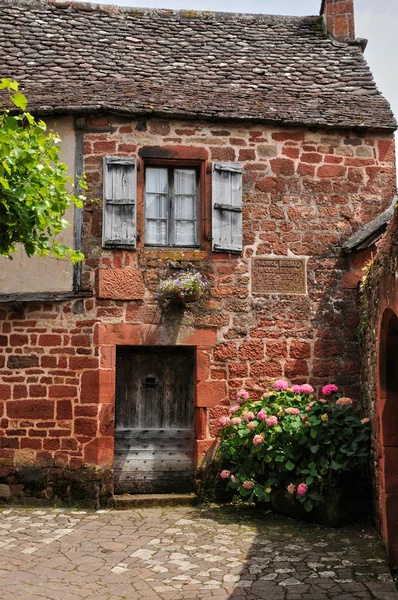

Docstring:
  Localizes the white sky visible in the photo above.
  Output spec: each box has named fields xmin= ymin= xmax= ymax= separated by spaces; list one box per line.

xmin=74 ymin=0 xmax=398 ymax=125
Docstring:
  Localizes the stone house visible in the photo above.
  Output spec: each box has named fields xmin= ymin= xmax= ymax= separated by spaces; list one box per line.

xmin=0 ymin=0 xmax=396 ymax=506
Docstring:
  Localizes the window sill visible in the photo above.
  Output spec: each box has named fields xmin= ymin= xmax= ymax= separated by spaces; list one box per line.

xmin=139 ymin=248 xmax=207 ymax=261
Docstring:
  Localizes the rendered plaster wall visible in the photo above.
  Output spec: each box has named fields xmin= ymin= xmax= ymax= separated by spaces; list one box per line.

xmin=0 ymin=116 xmax=75 ymax=295
xmin=0 ymin=115 xmax=395 ymax=503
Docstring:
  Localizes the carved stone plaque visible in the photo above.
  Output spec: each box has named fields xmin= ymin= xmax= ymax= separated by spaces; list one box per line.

xmin=252 ymin=257 xmax=306 ymax=295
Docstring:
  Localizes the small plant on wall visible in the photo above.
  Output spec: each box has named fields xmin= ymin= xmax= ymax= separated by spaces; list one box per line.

xmin=157 ymin=269 xmax=209 ymax=307
xmin=218 ymin=381 xmax=371 ymax=517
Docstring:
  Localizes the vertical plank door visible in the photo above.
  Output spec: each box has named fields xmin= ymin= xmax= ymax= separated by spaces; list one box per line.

xmin=114 ymin=347 xmax=195 ymax=494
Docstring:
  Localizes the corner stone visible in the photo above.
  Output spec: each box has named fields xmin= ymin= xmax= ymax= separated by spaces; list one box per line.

xmin=0 ymin=484 xmax=10 ymax=499
xmin=98 ymin=268 xmax=145 ymax=300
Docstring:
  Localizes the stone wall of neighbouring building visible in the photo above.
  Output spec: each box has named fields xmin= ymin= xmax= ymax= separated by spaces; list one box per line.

xmin=0 ymin=115 xmax=395 ymax=506
xmin=360 ymin=203 xmax=398 ymax=563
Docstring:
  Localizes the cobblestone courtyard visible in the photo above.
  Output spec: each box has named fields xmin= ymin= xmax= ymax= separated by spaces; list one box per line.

xmin=0 ymin=505 xmax=397 ymax=600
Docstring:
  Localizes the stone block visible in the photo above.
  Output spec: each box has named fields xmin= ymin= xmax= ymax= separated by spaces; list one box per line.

xmin=238 ymin=341 xmax=264 ymax=360
xmin=340 ymin=271 xmax=361 ymax=289
xmin=84 ymin=437 xmax=114 ymax=466
xmin=0 ymin=484 xmax=10 ymax=499
xmin=75 ymin=418 xmax=97 ymax=437
xmin=196 ymin=349 xmax=210 ymax=381
xmin=194 ymin=407 xmax=207 ymax=440
xmin=7 ymin=400 xmax=54 ymax=420
xmin=96 ymin=323 xmax=141 ymax=346
xmin=196 ymin=381 xmax=227 ymax=407
xmin=98 ymin=268 xmax=144 ymax=300
xmin=81 ymin=371 xmax=100 ymax=404
xmin=270 ymin=158 xmax=295 ymax=176
xmin=195 ymin=439 xmax=218 ymax=467
xmin=7 ymin=355 xmax=39 ymax=369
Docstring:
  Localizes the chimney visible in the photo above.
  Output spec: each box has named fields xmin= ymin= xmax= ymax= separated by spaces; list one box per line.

xmin=320 ymin=0 xmax=355 ymax=41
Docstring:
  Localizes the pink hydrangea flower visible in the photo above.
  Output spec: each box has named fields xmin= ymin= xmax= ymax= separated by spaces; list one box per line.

xmin=237 ymin=389 xmax=250 ymax=400
xmin=243 ymin=481 xmax=254 ymax=490
xmin=361 ymin=417 xmax=370 ymax=424
xmin=321 ymin=413 xmax=329 ymax=422
xmin=218 ymin=416 xmax=231 ymax=426
xmin=220 ymin=470 xmax=231 ymax=479
xmin=230 ymin=474 xmax=237 ymax=483
xmin=242 ymin=411 xmax=255 ymax=421
xmin=273 ymin=379 xmax=289 ymax=391
xmin=247 ymin=421 xmax=256 ymax=431
xmin=229 ymin=405 xmax=240 ymax=415
xmin=300 ymin=384 xmax=314 ymax=394
xmin=335 ymin=397 xmax=353 ymax=406
xmin=291 ymin=385 xmax=302 ymax=394
xmin=253 ymin=434 xmax=265 ymax=445
xmin=285 ymin=407 xmax=300 ymax=415
xmin=319 ymin=398 xmax=327 ymax=404
xmin=287 ymin=483 xmax=296 ymax=495
xmin=257 ymin=410 xmax=267 ymax=421
xmin=305 ymin=405 xmax=312 ymax=411
xmin=266 ymin=416 xmax=278 ymax=427
xmin=230 ymin=417 xmax=242 ymax=425
xmin=322 ymin=384 xmax=338 ymax=396
xmin=302 ymin=414 xmax=308 ymax=422
xmin=297 ymin=483 xmax=308 ymax=496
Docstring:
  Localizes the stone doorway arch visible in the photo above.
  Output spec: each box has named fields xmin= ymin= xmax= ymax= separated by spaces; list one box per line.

xmin=378 ymin=308 xmax=398 ymax=564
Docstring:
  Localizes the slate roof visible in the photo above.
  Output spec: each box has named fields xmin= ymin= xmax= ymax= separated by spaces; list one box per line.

xmin=1 ymin=0 xmax=396 ymax=130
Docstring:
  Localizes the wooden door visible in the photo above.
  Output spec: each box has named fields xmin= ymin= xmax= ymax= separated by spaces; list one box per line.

xmin=114 ymin=346 xmax=195 ymax=494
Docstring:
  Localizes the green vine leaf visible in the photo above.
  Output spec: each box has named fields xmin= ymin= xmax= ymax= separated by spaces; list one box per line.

xmin=11 ymin=91 xmax=27 ymax=110
xmin=0 ymin=79 xmax=85 ymax=262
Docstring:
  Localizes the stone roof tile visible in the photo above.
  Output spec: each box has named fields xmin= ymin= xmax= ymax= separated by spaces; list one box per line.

xmin=0 ymin=0 xmax=396 ymax=130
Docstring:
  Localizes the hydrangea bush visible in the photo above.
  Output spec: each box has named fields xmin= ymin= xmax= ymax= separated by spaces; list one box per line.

xmin=218 ymin=381 xmax=371 ymax=512
xmin=157 ymin=270 xmax=209 ymax=305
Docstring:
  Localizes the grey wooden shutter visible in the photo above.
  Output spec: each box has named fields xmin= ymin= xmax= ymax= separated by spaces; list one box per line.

xmin=103 ymin=156 xmax=136 ymax=248
xmin=212 ymin=162 xmax=243 ymax=253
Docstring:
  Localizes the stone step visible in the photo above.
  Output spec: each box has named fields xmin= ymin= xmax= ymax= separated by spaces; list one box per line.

xmin=114 ymin=493 xmax=198 ymax=509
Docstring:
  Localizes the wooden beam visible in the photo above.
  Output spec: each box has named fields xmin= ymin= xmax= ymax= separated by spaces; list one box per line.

xmin=0 ymin=291 xmax=93 ymax=304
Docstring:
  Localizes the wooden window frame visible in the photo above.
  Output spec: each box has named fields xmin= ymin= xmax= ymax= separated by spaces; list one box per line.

xmin=144 ymin=165 xmax=200 ymax=248
xmin=136 ymin=152 xmax=211 ymax=251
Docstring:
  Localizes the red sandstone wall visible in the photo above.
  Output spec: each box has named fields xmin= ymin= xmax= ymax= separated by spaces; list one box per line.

xmin=0 ymin=115 xmax=395 ymax=487
xmin=360 ymin=206 xmax=398 ymax=561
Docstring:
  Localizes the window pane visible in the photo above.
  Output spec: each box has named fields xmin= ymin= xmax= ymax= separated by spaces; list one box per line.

xmin=175 ymin=196 xmax=195 ymax=220
xmin=174 ymin=169 xmax=195 ymax=195
xmin=146 ymin=194 xmax=167 ymax=219
xmin=145 ymin=167 xmax=199 ymax=247
xmin=174 ymin=169 xmax=196 ymax=245
xmin=146 ymin=220 xmax=167 ymax=245
xmin=146 ymin=168 xmax=168 ymax=194
xmin=145 ymin=168 xmax=168 ymax=245
xmin=175 ymin=221 xmax=196 ymax=246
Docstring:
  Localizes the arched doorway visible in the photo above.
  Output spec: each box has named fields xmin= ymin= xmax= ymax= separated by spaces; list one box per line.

xmin=379 ymin=308 xmax=398 ymax=564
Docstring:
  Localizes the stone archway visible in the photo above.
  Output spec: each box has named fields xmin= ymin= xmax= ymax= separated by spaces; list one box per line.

xmin=378 ymin=308 xmax=398 ymax=564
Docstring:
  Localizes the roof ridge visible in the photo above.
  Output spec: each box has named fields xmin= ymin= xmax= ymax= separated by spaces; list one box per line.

xmin=2 ymin=0 xmax=317 ymax=21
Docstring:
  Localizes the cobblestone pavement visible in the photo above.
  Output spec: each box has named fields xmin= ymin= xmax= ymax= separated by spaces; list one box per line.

xmin=0 ymin=505 xmax=397 ymax=600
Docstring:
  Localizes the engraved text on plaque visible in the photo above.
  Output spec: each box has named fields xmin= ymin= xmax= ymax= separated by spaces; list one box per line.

xmin=252 ymin=257 xmax=306 ymax=295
